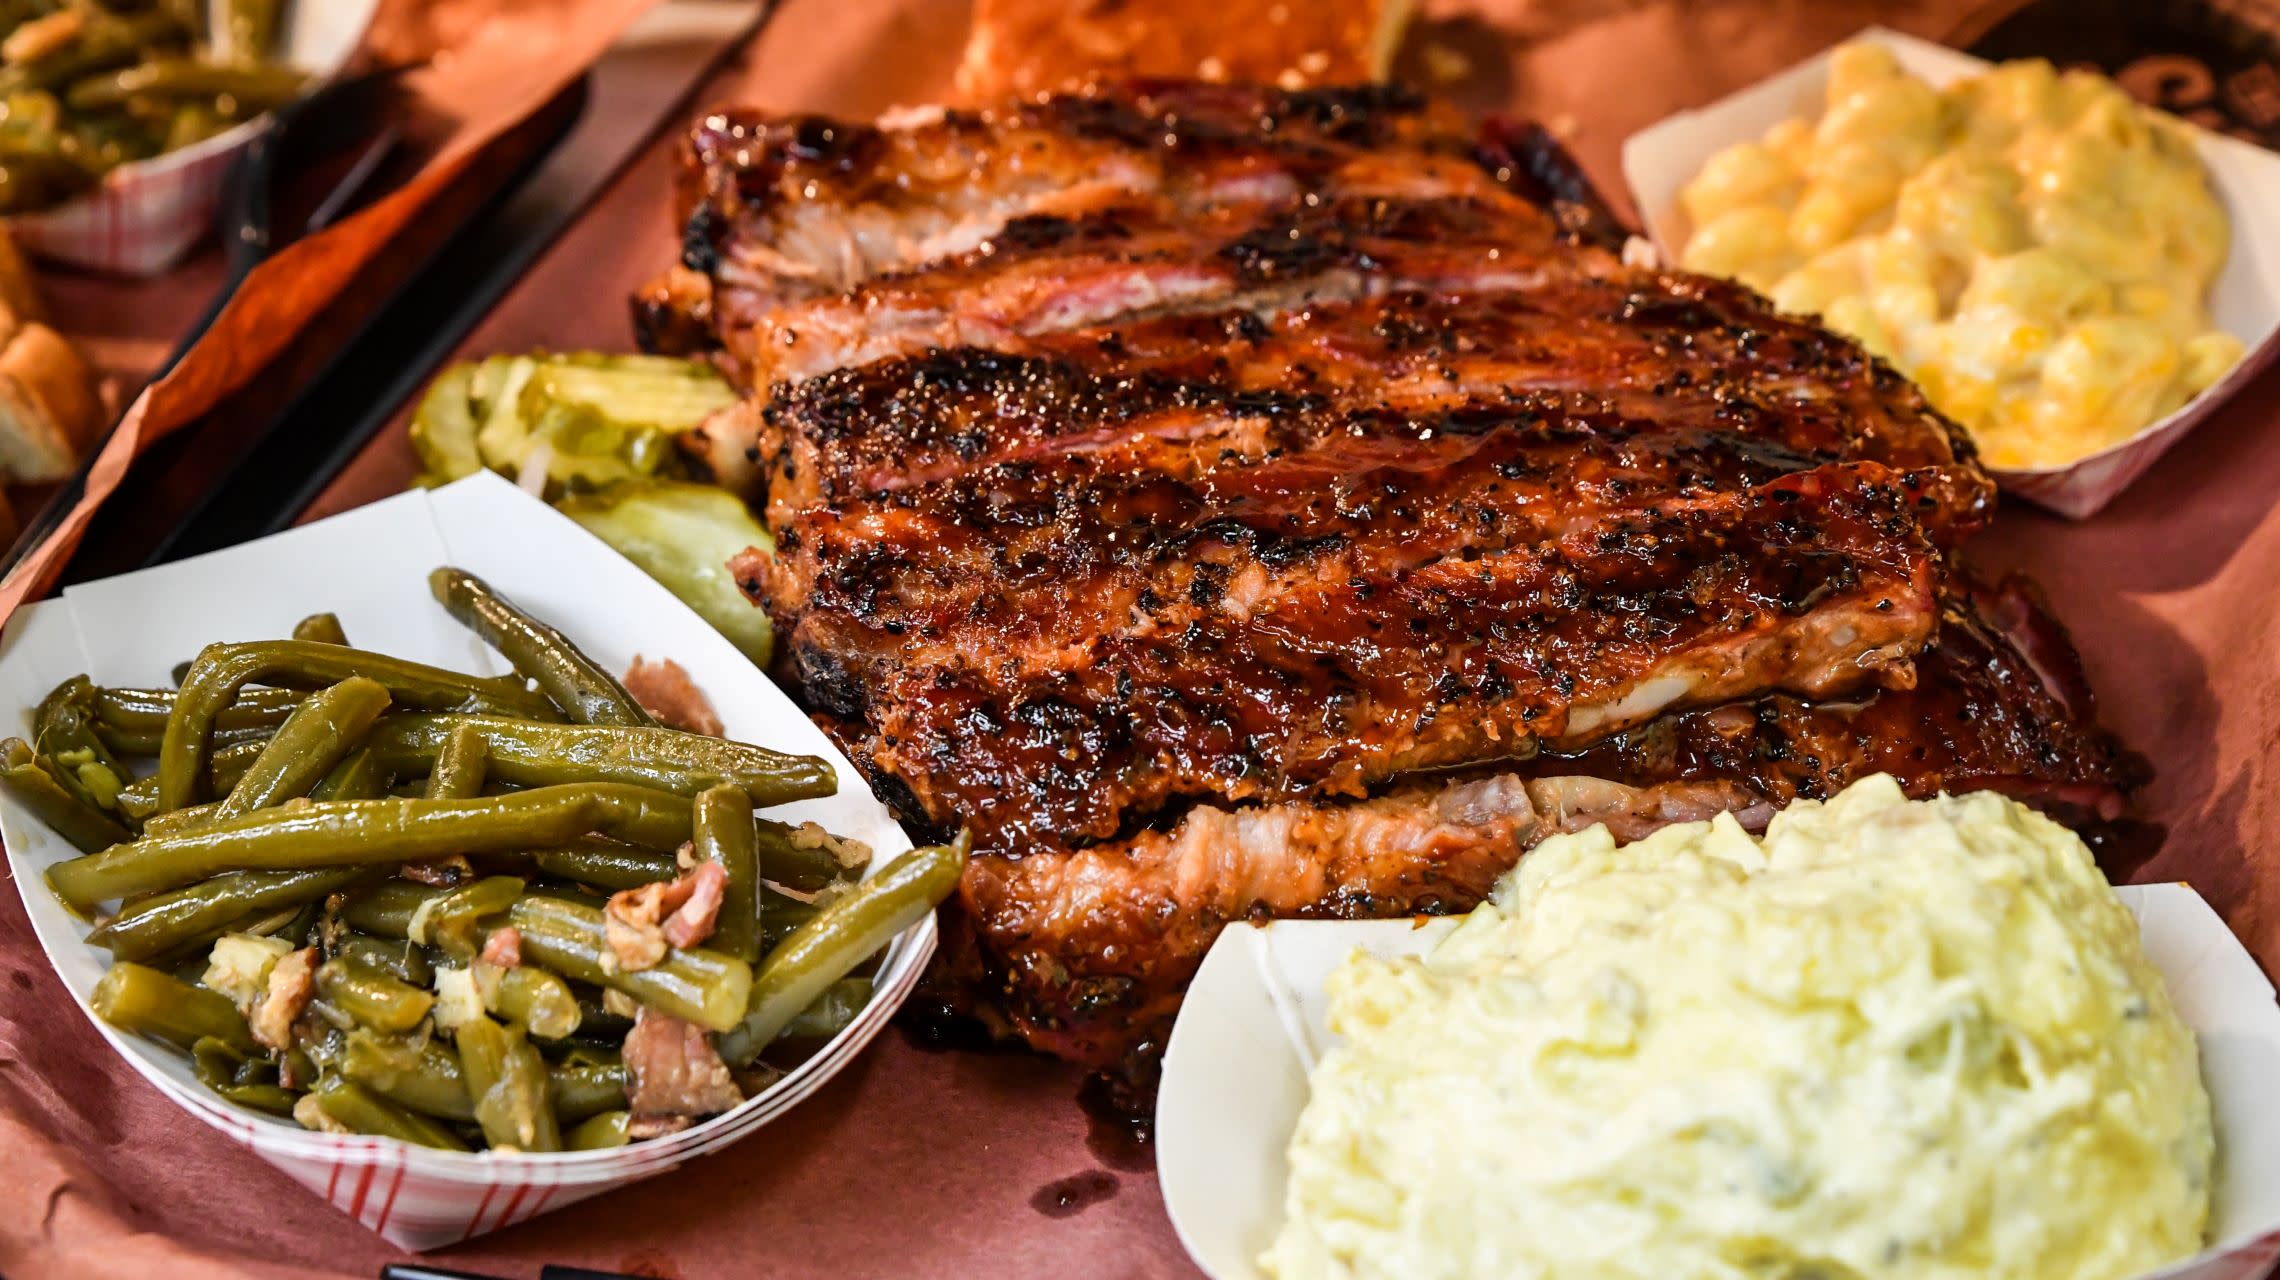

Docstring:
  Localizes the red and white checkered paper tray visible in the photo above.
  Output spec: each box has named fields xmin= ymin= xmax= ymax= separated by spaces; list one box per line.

xmin=8 ymin=0 xmax=380 ymax=276
xmin=1156 ymin=884 xmax=2280 ymax=1280
xmin=1619 ymin=27 xmax=2280 ymax=521
xmin=0 ymin=472 xmax=929 ymax=1250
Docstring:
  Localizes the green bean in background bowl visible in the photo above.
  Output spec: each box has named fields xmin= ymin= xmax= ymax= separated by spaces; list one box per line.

xmin=0 ymin=0 xmax=327 ymax=215
xmin=3 ymin=0 xmax=378 ymax=275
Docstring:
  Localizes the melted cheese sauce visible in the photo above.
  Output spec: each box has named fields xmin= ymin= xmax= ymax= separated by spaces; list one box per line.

xmin=1680 ymin=43 xmax=2243 ymax=470
xmin=1265 ymin=776 xmax=2212 ymax=1280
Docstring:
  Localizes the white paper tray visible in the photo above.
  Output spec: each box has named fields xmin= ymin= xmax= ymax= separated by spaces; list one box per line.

xmin=0 ymin=472 xmax=926 ymax=1249
xmin=1158 ymin=882 xmax=2280 ymax=1280
xmin=1619 ymin=27 xmax=2280 ymax=520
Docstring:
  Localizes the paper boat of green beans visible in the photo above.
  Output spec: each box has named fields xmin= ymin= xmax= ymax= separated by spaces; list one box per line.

xmin=7 ymin=566 xmax=967 ymax=1154
xmin=0 ymin=0 xmax=318 ymax=215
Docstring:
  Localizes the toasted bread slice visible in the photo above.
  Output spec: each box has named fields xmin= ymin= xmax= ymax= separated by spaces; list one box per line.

xmin=956 ymin=0 xmax=1416 ymax=101
xmin=0 ymin=323 xmax=104 ymax=483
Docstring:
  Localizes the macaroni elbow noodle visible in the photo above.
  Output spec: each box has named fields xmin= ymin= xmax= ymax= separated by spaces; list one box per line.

xmin=1679 ymin=43 xmax=2242 ymax=470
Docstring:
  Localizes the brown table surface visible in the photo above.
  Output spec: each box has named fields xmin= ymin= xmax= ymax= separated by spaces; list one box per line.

xmin=15 ymin=0 xmax=2280 ymax=1276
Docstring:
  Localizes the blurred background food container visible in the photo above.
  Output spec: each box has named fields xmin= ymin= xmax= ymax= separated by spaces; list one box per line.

xmin=9 ymin=0 xmax=380 ymax=276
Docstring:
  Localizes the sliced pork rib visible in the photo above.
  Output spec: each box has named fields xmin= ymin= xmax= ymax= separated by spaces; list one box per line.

xmin=748 ymin=285 xmax=1983 ymax=534
xmin=731 ymin=192 xmax=1569 ymax=391
xmin=770 ymin=457 xmax=1941 ymax=852
xmin=946 ymin=579 xmax=2144 ymax=1069
xmin=662 ymin=81 xmax=2140 ymax=1082
xmin=676 ymin=83 xmax=1480 ymax=313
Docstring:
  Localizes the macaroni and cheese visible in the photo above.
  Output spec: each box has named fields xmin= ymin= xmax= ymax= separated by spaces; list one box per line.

xmin=1681 ymin=43 xmax=2243 ymax=469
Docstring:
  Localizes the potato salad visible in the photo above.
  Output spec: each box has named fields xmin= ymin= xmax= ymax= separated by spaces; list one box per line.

xmin=1265 ymin=776 xmax=2211 ymax=1280
xmin=1681 ymin=43 xmax=2243 ymax=470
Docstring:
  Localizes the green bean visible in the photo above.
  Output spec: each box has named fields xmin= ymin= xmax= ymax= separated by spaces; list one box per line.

xmin=190 ymin=1036 xmax=297 ymax=1115
xmin=214 ymin=720 xmax=282 ymax=750
xmin=566 ymin=1110 xmax=630 ymax=1150
xmin=457 ymin=1014 xmax=560 ymax=1152
xmin=0 ymin=10 xmax=172 ymax=94
xmin=361 ymin=714 xmax=833 ymax=806
xmin=339 ymin=881 xmax=440 ymax=938
xmin=423 ymin=722 xmax=487 ymax=800
xmin=398 ymin=725 xmax=491 ymax=883
xmin=268 ymin=900 xmax=324 ymax=951
xmin=225 ymin=1083 xmax=302 ymax=1114
xmin=284 ymin=1038 xmax=321 ymax=1089
xmin=552 ymin=1062 xmax=630 ymax=1124
xmin=91 ymin=961 xmax=258 ymax=1054
xmin=569 ymin=990 xmax=633 ymax=1042
xmin=694 ymin=786 xmax=760 ymax=962
xmin=557 ymin=1042 xmax=622 ymax=1069
xmin=0 ymin=737 xmax=129 ymax=852
xmin=49 ymin=784 xmax=694 ymax=909
xmin=159 ymin=639 xmax=558 ymax=810
xmin=309 ymin=748 xmax=384 ymax=802
xmin=163 ymin=945 xmax=216 ymax=983
xmin=308 ymin=1076 xmax=470 ymax=1151
xmin=332 ymin=935 xmax=432 ymax=987
xmin=141 ymin=800 xmax=221 ymax=837
xmin=507 ymin=896 xmax=751 ymax=1032
xmin=116 ymin=739 xmax=266 ymax=819
xmin=718 ymin=835 xmax=967 ymax=1065
xmin=340 ymin=1031 xmax=625 ymax=1124
xmin=776 ymin=977 xmax=872 ymax=1042
xmin=55 ymin=115 xmax=153 ymax=181
xmin=208 ymin=1079 xmax=299 ymax=1115
xmin=206 ymin=737 xmax=264 ymax=792
xmin=429 ymin=568 xmax=653 ymax=727
xmin=408 ymin=876 xmax=524 ymax=956
xmin=191 ymin=1034 xmax=272 ymax=1086
xmin=316 ymin=957 xmax=434 ymax=1033
xmin=291 ymin=613 xmax=347 ymax=646
xmin=3 ymin=12 xmax=83 ymax=67
xmin=162 ymin=98 xmax=225 ymax=150
xmin=522 ymin=882 xmax=608 ymax=908
xmin=340 ymin=1031 xmax=471 ymax=1121
xmin=311 ymin=1022 xmax=355 ymax=1074
xmin=87 ymin=867 xmax=363 ymax=961
xmin=66 ymin=59 xmax=306 ymax=111
xmin=754 ymin=819 xmax=864 ymax=892
xmin=208 ymin=677 xmax=392 ymax=825
xmin=91 ymin=685 xmax=300 ymax=756
xmin=526 ymin=841 xmax=675 ymax=890
xmin=34 ymin=677 xmax=129 ymax=814
xmin=222 ymin=0 xmax=280 ymax=60
xmin=118 ymin=739 xmax=256 ymax=817
xmin=114 ymin=776 xmax=158 ymax=820
xmin=487 ymin=965 xmax=580 ymax=1039
xmin=761 ymin=887 xmax=819 ymax=948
